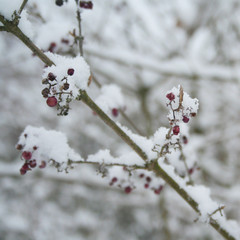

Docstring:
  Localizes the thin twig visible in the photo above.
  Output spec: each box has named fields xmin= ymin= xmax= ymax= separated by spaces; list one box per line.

xmin=18 ymin=0 xmax=29 ymax=15
xmin=76 ymin=7 xmax=84 ymax=56
xmin=68 ymin=159 xmax=146 ymax=169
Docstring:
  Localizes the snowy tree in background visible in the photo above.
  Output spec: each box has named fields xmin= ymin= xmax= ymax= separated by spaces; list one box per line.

xmin=1 ymin=0 xmax=240 ymax=240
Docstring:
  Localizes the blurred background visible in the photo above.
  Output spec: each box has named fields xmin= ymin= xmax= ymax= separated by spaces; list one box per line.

xmin=0 ymin=0 xmax=240 ymax=239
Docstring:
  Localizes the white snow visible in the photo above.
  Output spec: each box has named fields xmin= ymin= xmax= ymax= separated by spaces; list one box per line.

xmin=17 ymin=125 xmax=81 ymax=166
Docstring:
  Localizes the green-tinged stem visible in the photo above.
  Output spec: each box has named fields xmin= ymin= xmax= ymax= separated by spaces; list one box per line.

xmin=150 ymin=160 xmax=236 ymax=240
xmin=68 ymin=159 xmax=146 ymax=169
xmin=0 ymin=14 xmax=54 ymax=67
xmin=76 ymin=8 xmax=84 ymax=56
xmin=79 ymin=90 xmax=148 ymax=161
xmin=18 ymin=0 xmax=29 ymax=14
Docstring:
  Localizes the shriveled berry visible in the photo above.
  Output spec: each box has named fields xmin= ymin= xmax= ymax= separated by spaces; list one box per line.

xmin=63 ymin=83 xmax=70 ymax=90
xmin=29 ymin=160 xmax=37 ymax=168
xmin=166 ymin=92 xmax=175 ymax=101
xmin=146 ymin=176 xmax=152 ymax=182
xmin=47 ymin=96 xmax=57 ymax=107
xmin=112 ymin=108 xmax=119 ymax=117
xmin=80 ymin=1 xmax=93 ymax=9
xmin=22 ymin=151 xmax=32 ymax=160
xmin=22 ymin=163 xmax=31 ymax=171
xmin=173 ymin=125 xmax=180 ymax=135
xmin=67 ymin=68 xmax=74 ymax=76
xmin=182 ymin=116 xmax=189 ymax=123
xmin=33 ymin=146 xmax=38 ymax=151
xmin=112 ymin=177 xmax=118 ymax=183
xmin=48 ymin=72 xmax=56 ymax=81
xmin=61 ymin=38 xmax=69 ymax=44
xmin=20 ymin=168 xmax=27 ymax=175
xmin=42 ymin=78 xmax=48 ymax=84
xmin=39 ymin=161 xmax=47 ymax=169
xmin=16 ymin=144 xmax=23 ymax=150
xmin=48 ymin=42 xmax=56 ymax=52
xmin=42 ymin=88 xmax=50 ymax=98
xmin=124 ymin=186 xmax=132 ymax=194
xmin=182 ymin=136 xmax=188 ymax=144
xmin=191 ymin=112 xmax=196 ymax=117
xmin=55 ymin=0 xmax=63 ymax=6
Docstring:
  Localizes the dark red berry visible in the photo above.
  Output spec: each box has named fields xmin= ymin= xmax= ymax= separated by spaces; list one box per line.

xmin=154 ymin=185 xmax=163 ymax=195
xmin=67 ymin=68 xmax=74 ymax=76
xmin=182 ymin=136 xmax=188 ymax=144
xmin=22 ymin=163 xmax=31 ymax=171
xmin=22 ymin=151 xmax=32 ymax=160
xmin=20 ymin=168 xmax=27 ymax=175
xmin=188 ymin=168 xmax=194 ymax=175
xmin=144 ymin=183 xmax=149 ymax=189
xmin=33 ymin=146 xmax=38 ymax=151
xmin=63 ymin=83 xmax=70 ymax=90
xmin=24 ymin=134 xmax=27 ymax=138
xmin=29 ymin=160 xmax=37 ymax=168
xmin=166 ymin=92 xmax=175 ymax=101
xmin=61 ymin=38 xmax=69 ymax=44
xmin=112 ymin=108 xmax=119 ymax=117
xmin=39 ymin=161 xmax=47 ymax=169
xmin=80 ymin=1 xmax=93 ymax=9
xmin=16 ymin=144 xmax=23 ymax=150
xmin=146 ymin=176 xmax=152 ymax=182
xmin=48 ymin=72 xmax=56 ymax=81
xmin=182 ymin=116 xmax=189 ymax=123
xmin=124 ymin=186 xmax=132 ymax=194
xmin=46 ymin=96 xmax=57 ymax=107
xmin=173 ymin=125 xmax=180 ymax=135
xmin=55 ymin=0 xmax=63 ymax=6
xmin=191 ymin=112 xmax=196 ymax=117
xmin=139 ymin=173 xmax=145 ymax=178
xmin=112 ymin=177 xmax=118 ymax=183
xmin=48 ymin=42 xmax=56 ymax=52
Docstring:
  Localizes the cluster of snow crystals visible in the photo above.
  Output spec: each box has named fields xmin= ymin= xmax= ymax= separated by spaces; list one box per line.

xmin=95 ymin=84 xmax=125 ymax=117
xmin=42 ymin=53 xmax=91 ymax=115
xmin=166 ymin=85 xmax=199 ymax=133
xmin=116 ymin=122 xmax=155 ymax=159
xmin=0 ymin=0 xmax=22 ymax=20
xmin=16 ymin=125 xmax=81 ymax=175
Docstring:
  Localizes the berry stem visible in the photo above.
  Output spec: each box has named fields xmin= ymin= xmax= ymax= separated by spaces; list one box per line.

xmin=76 ymin=3 xmax=84 ymax=56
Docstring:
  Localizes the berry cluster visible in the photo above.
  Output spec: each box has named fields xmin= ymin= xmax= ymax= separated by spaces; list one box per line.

xmin=166 ymin=86 xmax=198 ymax=137
xmin=80 ymin=1 xmax=93 ymax=9
xmin=16 ymin=144 xmax=46 ymax=175
xmin=42 ymin=68 xmax=75 ymax=115
xmin=108 ymin=170 xmax=164 ymax=195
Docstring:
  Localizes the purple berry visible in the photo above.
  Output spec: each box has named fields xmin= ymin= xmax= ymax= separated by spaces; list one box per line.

xmin=173 ymin=125 xmax=180 ymax=135
xmin=20 ymin=168 xmax=27 ymax=175
xmin=47 ymin=96 xmax=57 ymax=107
xmin=80 ymin=1 xmax=93 ymax=9
xmin=139 ymin=173 xmax=145 ymax=178
xmin=21 ymin=163 xmax=31 ymax=171
xmin=112 ymin=108 xmax=119 ymax=117
xmin=39 ymin=161 xmax=47 ymax=169
xmin=182 ymin=116 xmax=189 ymax=123
xmin=67 ymin=68 xmax=74 ymax=76
xmin=166 ymin=92 xmax=175 ymax=101
xmin=112 ymin=177 xmax=118 ymax=183
xmin=48 ymin=72 xmax=56 ymax=81
xmin=144 ymin=183 xmax=149 ymax=189
xmin=29 ymin=160 xmax=37 ymax=168
xmin=22 ymin=151 xmax=32 ymax=160
xmin=124 ymin=186 xmax=132 ymax=194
